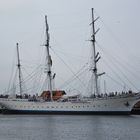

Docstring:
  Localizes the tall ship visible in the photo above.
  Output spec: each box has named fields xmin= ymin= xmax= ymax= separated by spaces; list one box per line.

xmin=0 ymin=8 xmax=140 ymax=115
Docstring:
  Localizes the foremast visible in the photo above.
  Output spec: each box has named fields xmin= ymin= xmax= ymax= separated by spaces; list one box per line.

xmin=45 ymin=15 xmax=53 ymax=101
xmin=16 ymin=43 xmax=23 ymax=95
xmin=90 ymin=8 xmax=105 ymax=95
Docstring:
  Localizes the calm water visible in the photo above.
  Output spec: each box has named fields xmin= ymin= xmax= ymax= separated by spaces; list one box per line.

xmin=0 ymin=115 xmax=140 ymax=140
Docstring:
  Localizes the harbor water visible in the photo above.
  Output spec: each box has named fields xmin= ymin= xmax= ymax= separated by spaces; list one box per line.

xmin=0 ymin=115 xmax=140 ymax=140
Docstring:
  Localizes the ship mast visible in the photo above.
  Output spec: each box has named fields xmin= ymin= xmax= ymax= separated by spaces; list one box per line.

xmin=90 ymin=8 xmax=105 ymax=95
xmin=16 ymin=43 xmax=22 ymax=95
xmin=45 ymin=15 xmax=53 ymax=101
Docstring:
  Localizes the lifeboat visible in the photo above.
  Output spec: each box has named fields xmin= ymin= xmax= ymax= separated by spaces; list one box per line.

xmin=40 ymin=90 xmax=66 ymax=101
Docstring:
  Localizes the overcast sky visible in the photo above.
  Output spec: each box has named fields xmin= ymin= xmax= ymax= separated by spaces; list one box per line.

xmin=0 ymin=0 xmax=140 ymax=94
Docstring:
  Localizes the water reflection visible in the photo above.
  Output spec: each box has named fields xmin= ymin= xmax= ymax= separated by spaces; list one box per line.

xmin=0 ymin=115 xmax=140 ymax=140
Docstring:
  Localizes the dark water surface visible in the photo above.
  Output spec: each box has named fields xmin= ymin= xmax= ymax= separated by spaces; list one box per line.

xmin=0 ymin=115 xmax=140 ymax=140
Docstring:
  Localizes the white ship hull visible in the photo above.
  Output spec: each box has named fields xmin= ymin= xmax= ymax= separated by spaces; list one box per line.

xmin=0 ymin=94 xmax=140 ymax=115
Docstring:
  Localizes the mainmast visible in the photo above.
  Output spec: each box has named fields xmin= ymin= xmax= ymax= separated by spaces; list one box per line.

xmin=45 ymin=15 xmax=53 ymax=101
xmin=90 ymin=8 xmax=105 ymax=95
xmin=16 ymin=43 xmax=22 ymax=95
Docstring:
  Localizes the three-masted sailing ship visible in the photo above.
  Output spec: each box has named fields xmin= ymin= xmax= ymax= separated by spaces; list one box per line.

xmin=0 ymin=8 xmax=140 ymax=114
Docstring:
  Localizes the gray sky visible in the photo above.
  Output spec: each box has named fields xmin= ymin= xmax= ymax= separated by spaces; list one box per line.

xmin=0 ymin=0 xmax=140 ymax=94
